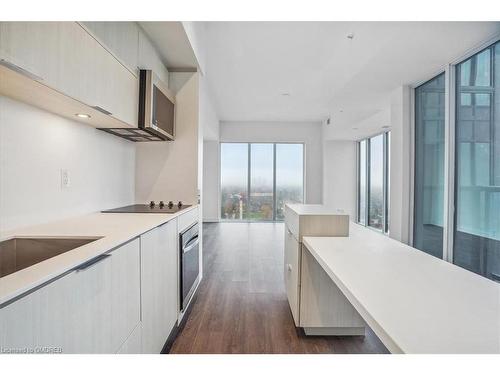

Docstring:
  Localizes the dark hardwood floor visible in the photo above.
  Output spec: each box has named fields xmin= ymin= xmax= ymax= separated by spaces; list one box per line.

xmin=170 ymin=222 xmax=389 ymax=354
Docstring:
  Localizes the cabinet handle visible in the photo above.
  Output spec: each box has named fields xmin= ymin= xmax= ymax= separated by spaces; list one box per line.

xmin=287 ymin=264 xmax=292 ymax=272
xmin=183 ymin=238 xmax=199 ymax=253
xmin=75 ymin=253 xmax=111 ymax=271
xmin=0 ymin=59 xmax=43 ymax=81
xmin=92 ymin=105 xmax=112 ymax=116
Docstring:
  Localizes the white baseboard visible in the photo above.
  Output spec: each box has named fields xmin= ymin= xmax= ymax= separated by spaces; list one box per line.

xmin=303 ymin=327 xmax=365 ymax=336
xmin=202 ymin=218 xmax=219 ymax=223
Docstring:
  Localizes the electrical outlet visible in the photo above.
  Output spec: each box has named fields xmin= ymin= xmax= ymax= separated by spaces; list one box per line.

xmin=61 ymin=169 xmax=71 ymax=189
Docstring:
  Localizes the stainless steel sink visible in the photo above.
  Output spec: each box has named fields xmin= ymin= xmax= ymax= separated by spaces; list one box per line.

xmin=0 ymin=237 xmax=102 ymax=278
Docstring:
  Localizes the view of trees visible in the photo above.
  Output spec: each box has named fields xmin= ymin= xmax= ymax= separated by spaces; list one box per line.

xmin=220 ymin=143 xmax=304 ymax=221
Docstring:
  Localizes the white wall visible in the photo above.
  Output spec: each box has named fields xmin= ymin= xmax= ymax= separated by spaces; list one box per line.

xmin=345 ymin=85 xmax=412 ymax=243
xmin=199 ymin=74 xmax=219 ymax=141
xmin=322 ymin=140 xmax=357 ymax=219
xmin=135 ymin=72 xmax=200 ymax=205
xmin=181 ymin=22 xmax=207 ymax=74
xmin=0 ymin=96 xmax=136 ymax=232
xmin=202 ymin=140 xmax=220 ymax=221
xmin=220 ymin=121 xmax=323 ymax=204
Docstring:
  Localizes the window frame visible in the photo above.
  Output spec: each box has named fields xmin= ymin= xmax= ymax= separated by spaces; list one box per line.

xmin=357 ymin=131 xmax=391 ymax=234
xmin=409 ymin=35 xmax=500 ymax=281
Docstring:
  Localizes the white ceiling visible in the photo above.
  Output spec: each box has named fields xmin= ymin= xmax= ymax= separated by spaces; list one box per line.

xmin=203 ymin=21 xmax=500 ymax=136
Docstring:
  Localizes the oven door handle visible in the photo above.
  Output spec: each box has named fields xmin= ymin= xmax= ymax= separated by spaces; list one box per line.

xmin=183 ymin=235 xmax=199 ymax=253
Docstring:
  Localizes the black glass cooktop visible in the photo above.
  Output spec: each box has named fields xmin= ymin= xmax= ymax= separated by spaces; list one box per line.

xmin=102 ymin=203 xmax=191 ymax=214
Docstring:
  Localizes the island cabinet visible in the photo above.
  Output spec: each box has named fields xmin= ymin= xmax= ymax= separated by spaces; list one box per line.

xmin=283 ymin=204 xmax=364 ymax=335
xmin=0 ymin=238 xmax=141 ymax=354
xmin=140 ymin=219 xmax=178 ymax=354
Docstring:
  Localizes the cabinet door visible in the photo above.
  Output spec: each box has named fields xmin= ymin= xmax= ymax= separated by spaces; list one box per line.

xmin=0 ymin=22 xmax=138 ymax=127
xmin=109 ymin=238 xmax=141 ymax=351
xmin=141 ymin=219 xmax=178 ymax=353
xmin=284 ymin=226 xmax=301 ymax=326
xmin=0 ymin=253 xmax=112 ymax=353
xmin=61 ymin=23 xmax=138 ymax=126
xmin=117 ymin=323 xmax=142 ymax=354
xmin=81 ymin=22 xmax=139 ymax=75
xmin=0 ymin=238 xmax=140 ymax=354
xmin=0 ymin=22 xmax=61 ymax=83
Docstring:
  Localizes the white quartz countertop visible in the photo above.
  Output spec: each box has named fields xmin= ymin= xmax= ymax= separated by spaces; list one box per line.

xmin=285 ymin=203 xmax=347 ymax=215
xmin=303 ymin=224 xmax=500 ymax=354
xmin=0 ymin=205 xmax=198 ymax=306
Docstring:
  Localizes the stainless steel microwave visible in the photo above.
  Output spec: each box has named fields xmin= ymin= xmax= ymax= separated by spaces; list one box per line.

xmin=138 ymin=69 xmax=175 ymax=141
xmin=99 ymin=70 xmax=175 ymax=142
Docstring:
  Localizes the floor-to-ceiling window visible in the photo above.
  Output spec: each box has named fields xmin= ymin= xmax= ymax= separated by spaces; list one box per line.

xmin=454 ymin=42 xmax=500 ymax=281
xmin=220 ymin=143 xmax=249 ymax=220
xmin=410 ymin=40 xmax=500 ymax=282
xmin=414 ymin=73 xmax=446 ymax=259
xmin=357 ymin=133 xmax=390 ymax=233
xmin=220 ymin=143 xmax=304 ymax=221
xmin=249 ymin=144 xmax=275 ymax=220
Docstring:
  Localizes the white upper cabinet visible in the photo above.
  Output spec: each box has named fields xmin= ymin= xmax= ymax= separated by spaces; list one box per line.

xmin=0 ymin=22 xmax=61 ymax=83
xmin=81 ymin=22 xmax=139 ymax=75
xmin=0 ymin=22 xmax=138 ymax=127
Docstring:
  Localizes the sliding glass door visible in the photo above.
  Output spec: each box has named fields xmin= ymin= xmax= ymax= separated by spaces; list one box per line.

xmin=413 ymin=73 xmax=445 ymax=259
xmin=220 ymin=143 xmax=304 ymax=221
xmin=454 ymin=42 xmax=500 ymax=281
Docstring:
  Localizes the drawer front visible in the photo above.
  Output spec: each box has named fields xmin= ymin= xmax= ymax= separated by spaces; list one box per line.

xmin=178 ymin=207 xmax=199 ymax=233
xmin=284 ymin=228 xmax=301 ymax=326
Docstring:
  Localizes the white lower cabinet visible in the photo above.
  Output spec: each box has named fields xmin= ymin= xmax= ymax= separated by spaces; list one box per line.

xmin=117 ymin=323 xmax=142 ymax=354
xmin=283 ymin=204 xmax=364 ymax=336
xmin=0 ymin=238 xmax=140 ymax=354
xmin=140 ymin=219 xmax=178 ymax=353
xmin=284 ymin=227 xmax=301 ymax=326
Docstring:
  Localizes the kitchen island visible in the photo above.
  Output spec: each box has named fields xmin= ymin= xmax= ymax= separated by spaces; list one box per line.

xmin=303 ymin=224 xmax=500 ymax=354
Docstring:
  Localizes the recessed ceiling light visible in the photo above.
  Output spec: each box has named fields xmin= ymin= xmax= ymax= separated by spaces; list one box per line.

xmin=281 ymin=93 xmax=290 ymax=96
xmin=75 ymin=113 xmax=91 ymax=119
xmin=352 ymin=127 xmax=359 ymax=130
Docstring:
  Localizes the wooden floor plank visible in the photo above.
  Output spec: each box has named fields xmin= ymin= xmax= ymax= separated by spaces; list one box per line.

xmin=170 ymin=222 xmax=389 ymax=354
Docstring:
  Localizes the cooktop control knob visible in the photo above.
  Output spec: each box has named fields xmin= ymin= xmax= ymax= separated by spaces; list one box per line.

xmin=159 ymin=201 xmax=165 ymax=208
xmin=178 ymin=201 xmax=183 ymax=207
xmin=168 ymin=201 xmax=174 ymax=208
xmin=149 ymin=201 xmax=155 ymax=207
